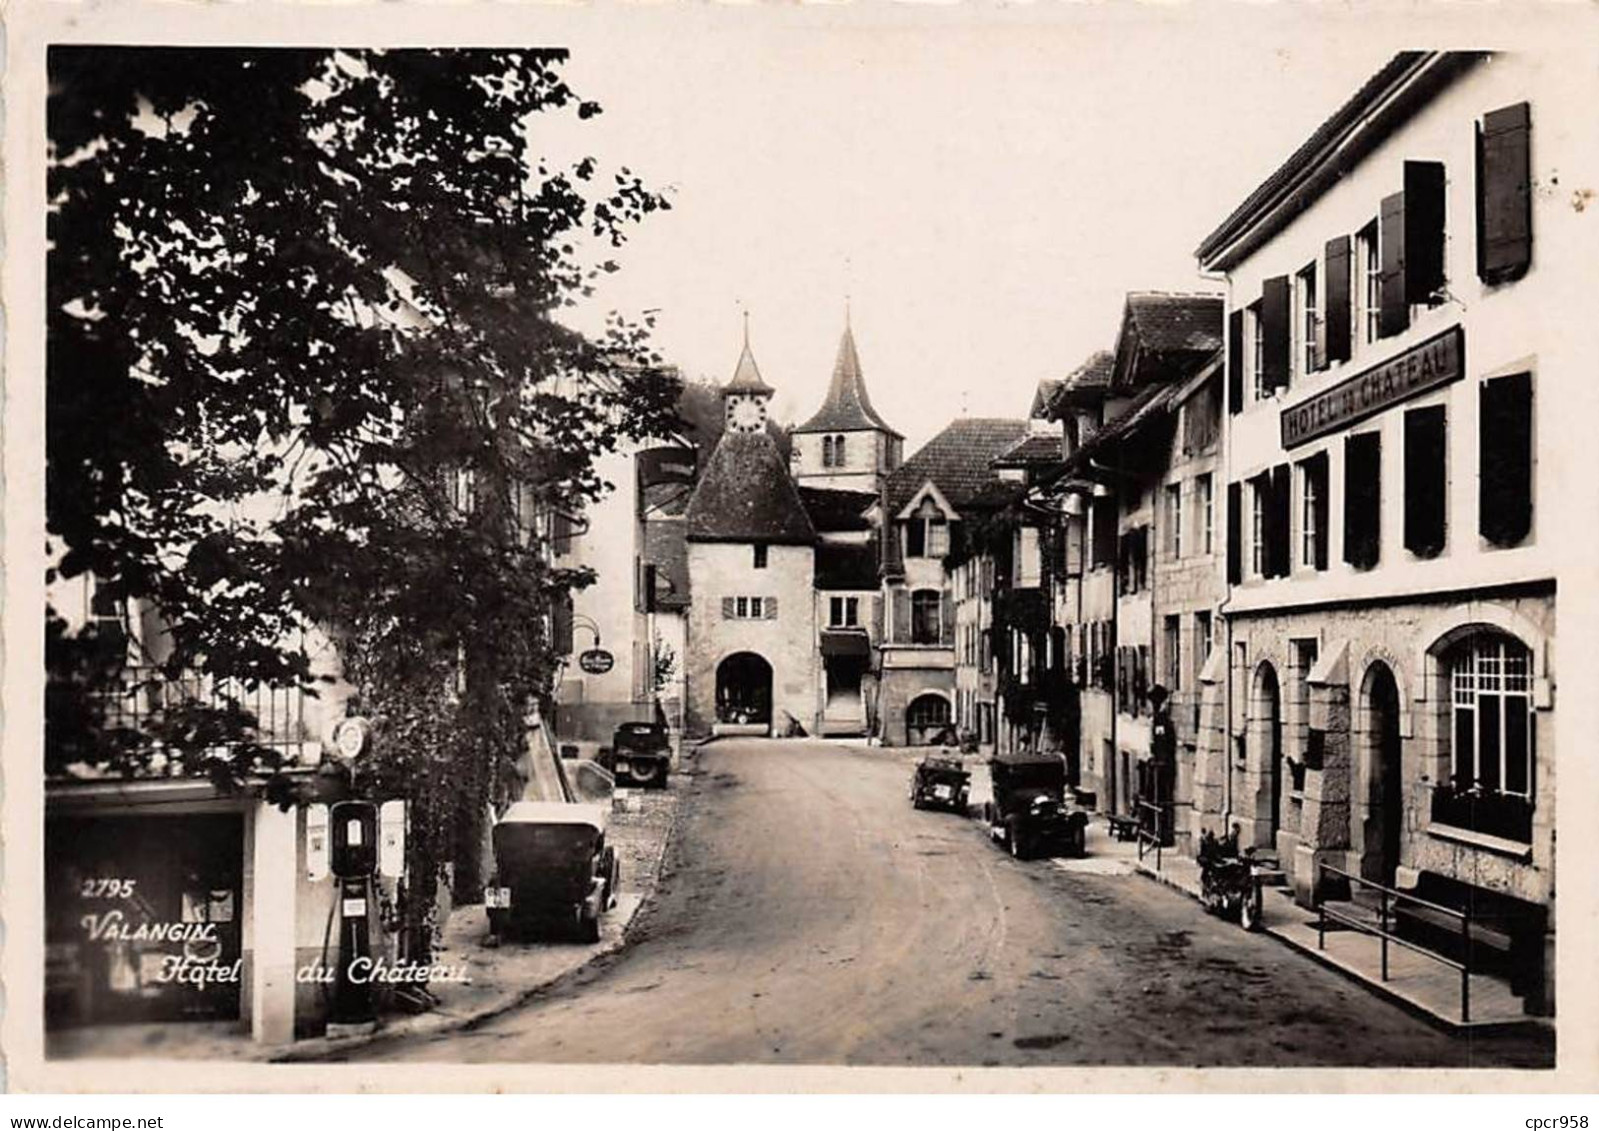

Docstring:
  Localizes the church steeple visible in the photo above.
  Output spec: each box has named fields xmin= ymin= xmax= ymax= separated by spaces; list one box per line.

xmin=793 ymin=317 xmax=902 ymax=439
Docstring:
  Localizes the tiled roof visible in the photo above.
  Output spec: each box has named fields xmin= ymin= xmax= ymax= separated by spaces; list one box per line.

xmin=1038 ymin=383 xmax=1178 ymax=491
xmin=794 ymin=324 xmax=902 ymax=438
xmin=815 ymin=543 xmax=879 ymax=590
xmin=1124 ymin=293 xmax=1225 ymax=356
xmin=1047 ymin=351 xmax=1115 ymax=417
xmin=685 ymin=431 xmax=817 ymax=544
xmin=725 ymin=332 xmax=773 ymax=394
xmin=1196 ymin=52 xmax=1483 ymax=270
xmin=799 ymin=486 xmax=878 ymax=533
xmin=1030 ymin=378 xmax=1064 ymax=419
xmin=991 ymin=431 xmax=1063 ymax=469
xmin=884 ymin=417 xmax=1029 ymax=516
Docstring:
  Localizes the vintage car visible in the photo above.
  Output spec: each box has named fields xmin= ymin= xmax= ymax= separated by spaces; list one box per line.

xmin=982 ymin=751 xmax=1088 ymax=860
xmin=484 ymin=801 xmax=619 ymax=943
xmin=609 ymin=720 xmax=672 ymax=788
xmin=910 ymin=755 xmax=971 ymax=813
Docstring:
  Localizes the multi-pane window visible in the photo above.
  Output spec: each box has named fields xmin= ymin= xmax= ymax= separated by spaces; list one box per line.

xmin=905 ymin=504 xmax=949 ymax=559
xmin=1357 ymin=220 xmax=1381 ymax=346
xmin=1251 ymin=483 xmax=1267 ymax=576
xmin=1165 ymin=483 xmax=1183 ymax=558
xmin=1296 ymin=262 xmax=1319 ymax=376
xmin=1250 ymin=302 xmax=1266 ymax=401
xmin=1450 ymin=635 xmax=1533 ymax=798
xmin=1197 ymin=474 xmax=1214 ymax=555
xmin=828 ymin=596 xmax=859 ymax=627
xmin=753 ymin=544 xmax=768 ymax=569
xmin=1195 ymin=610 xmax=1213 ymax=682
xmin=727 ymin=596 xmax=773 ymax=620
xmin=1299 ymin=457 xmax=1328 ymax=570
xmin=911 ymin=589 xmax=942 ymax=645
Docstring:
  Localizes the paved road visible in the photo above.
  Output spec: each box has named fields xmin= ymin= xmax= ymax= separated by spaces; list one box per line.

xmin=348 ymin=739 xmax=1553 ymax=1067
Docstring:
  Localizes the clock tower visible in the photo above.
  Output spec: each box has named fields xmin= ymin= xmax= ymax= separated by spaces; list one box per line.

xmin=723 ymin=316 xmax=774 ymax=434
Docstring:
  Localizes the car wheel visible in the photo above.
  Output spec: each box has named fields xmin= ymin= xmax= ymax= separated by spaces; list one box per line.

xmin=629 ymin=760 xmax=662 ymax=786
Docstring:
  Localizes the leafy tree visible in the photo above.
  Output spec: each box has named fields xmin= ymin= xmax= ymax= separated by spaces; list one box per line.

xmin=47 ymin=47 xmax=681 ymax=950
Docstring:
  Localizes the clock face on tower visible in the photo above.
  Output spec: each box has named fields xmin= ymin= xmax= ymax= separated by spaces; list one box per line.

xmin=726 ymin=395 xmax=767 ymax=433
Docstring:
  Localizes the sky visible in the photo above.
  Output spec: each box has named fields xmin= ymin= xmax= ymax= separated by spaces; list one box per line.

xmin=532 ymin=11 xmax=1407 ymax=452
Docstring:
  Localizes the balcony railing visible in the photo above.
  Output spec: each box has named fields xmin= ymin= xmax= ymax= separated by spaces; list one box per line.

xmin=96 ymin=666 xmax=313 ymax=748
xmin=1430 ymin=782 xmax=1533 ymax=843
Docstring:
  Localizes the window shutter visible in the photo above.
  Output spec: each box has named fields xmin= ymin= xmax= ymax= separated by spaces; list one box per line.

xmin=1478 ymin=102 xmax=1532 ymax=284
xmin=722 ymin=597 xmax=735 ymax=619
xmin=1403 ymin=405 xmax=1448 ymax=558
xmin=1226 ymin=481 xmax=1242 ymax=585
xmin=1309 ymin=452 xmax=1330 ymax=571
xmin=893 ymin=588 xmax=910 ymax=642
xmin=1343 ymin=431 xmax=1382 ymax=570
xmin=941 ymin=592 xmax=955 ymax=646
xmin=765 ymin=596 xmax=778 ymax=619
xmin=1379 ymin=190 xmax=1410 ymax=338
xmin=1227 ymin=309 xmax=1244 ymax=414
xmin=1269 ymin=464 xmax=1292 ymax=578
xmin=1480 ymin=372 xmax=1533 ymax=547
xmin=1404 ymin=161 xmax=1447 ymax=305
xmin=872 ymin=594 xmax=884 ymax=639
xmin=1261 ymin=276 xmax=1291 ymax=391
xmin=1325 ymin=235 xmax=1352 ymax=364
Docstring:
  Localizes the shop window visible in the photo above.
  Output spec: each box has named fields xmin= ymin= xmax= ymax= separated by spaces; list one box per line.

xmin=1480 ymin=373 xmax=1533 ymax=548
xmin=1344 ymin=431 xmax=1382 ymax=570
xmin=1437 ymin=633 xmax=1534 ymax=841
xmin=1476 ymin=102 xmax=1532 ymax=285
xmin=1404 ymin=405 xmax=1448 ymax=559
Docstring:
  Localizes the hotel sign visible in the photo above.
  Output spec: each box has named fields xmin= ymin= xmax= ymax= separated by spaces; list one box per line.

xmin=1280 ymin=326 xmax=1464 ymax=449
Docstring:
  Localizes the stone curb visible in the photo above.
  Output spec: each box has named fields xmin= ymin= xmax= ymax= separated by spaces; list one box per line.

xmin=267 ymin=786 xmax=683 ymax=1063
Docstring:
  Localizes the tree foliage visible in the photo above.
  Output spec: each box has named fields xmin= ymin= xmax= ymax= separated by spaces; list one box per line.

xmin=47 ymin=47 xmax=682 ymax=930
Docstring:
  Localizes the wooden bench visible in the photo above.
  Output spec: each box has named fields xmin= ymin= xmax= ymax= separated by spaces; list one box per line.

xmin=1393 ymin=901 xmax=1516 ymax=959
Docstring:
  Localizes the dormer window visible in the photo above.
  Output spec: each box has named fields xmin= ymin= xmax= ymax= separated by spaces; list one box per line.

xmin=905 ymin=497 xmax=950 ymax=558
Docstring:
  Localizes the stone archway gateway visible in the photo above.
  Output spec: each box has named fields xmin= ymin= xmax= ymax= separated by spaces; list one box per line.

xmin=905 ymin=692 xmax=952 ymax=745
xmin=1356 ymin=661 xmax=1404 ymax=887
xmin=716 ymin=652 xmax=773 ymax=728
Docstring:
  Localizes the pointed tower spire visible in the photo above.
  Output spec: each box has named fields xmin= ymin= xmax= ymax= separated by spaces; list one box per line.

xmin=793 ymin=313 xmax=903 ymax=439
xmin=726 ymin=313 xmax=773 ymax=394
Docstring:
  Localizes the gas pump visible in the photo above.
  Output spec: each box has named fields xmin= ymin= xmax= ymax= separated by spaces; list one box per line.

xmin=327 ymin=799 xmax=378 ymax=1037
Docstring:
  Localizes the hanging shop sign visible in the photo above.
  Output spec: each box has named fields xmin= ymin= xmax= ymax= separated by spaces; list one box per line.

xmin=1280 ymin=325 xmax=1463 ymax=449
xmin=579 ymin=648 xmax=615 ymax=675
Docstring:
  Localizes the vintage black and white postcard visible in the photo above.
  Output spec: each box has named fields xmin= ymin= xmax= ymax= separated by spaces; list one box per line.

xmin=5 ymin=0 xmax=1598 ymax=1094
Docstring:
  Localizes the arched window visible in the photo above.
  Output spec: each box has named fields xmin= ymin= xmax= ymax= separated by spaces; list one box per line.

xmin=911 ymin=588 xmax=942 ymax=644
xmin=822 ymin=435 xmax=835 ymax=467
xmin=833 ymin=434 xmax=846 ymax=467
xmin=1448 ymin=633 xmax=1532 ymax=798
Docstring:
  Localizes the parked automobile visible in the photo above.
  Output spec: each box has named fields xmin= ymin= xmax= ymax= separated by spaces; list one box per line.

xmin=485 ymin=801 xmax=619 ymax=943
xmin=610 ymin=721 xmax=672 ymax=788
xmin=910 ymin=755 xmax=970 ymax=813
xmin=982 ymin=751 xmax=1087 ymax=860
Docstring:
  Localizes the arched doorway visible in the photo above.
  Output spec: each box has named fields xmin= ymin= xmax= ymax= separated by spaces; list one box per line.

xmin=1250 ymin=662 xmax=1283 ymax=846
xmin=906 ymin=693 xmax=952 ymax=745
xmin=1358 ymin=661 xmax=1404 ymax=887
xmin=716 ymin=652 xmax=772 ymax=727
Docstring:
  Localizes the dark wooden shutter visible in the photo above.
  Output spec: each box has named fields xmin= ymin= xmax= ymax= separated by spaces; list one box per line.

xmin=1092 ymin=498 xmax=1116 ymax=569
xmin=941 ymin=592 xmax=955 ymax=646
xmin=765 ymin=596 xmax=778 ymax=620
xmin=1226 ymin=481 xmax=1242 ymax=585
xmin=1270 ymin=464 xmax=1292 ymax=577
xmin=892 ymin=588 xmax=910 ymax=642
xmin=1308 ymin=452 xmax=1330 ymax=571
xmin=1480 ymin=373 xmax=1533 ymax=547
xmin=1405 ymin=161 xmax=1447 ymax=305
xmin=1344 ymin=431 xmax=1382 ymax=570
xmin=1325 ymin=235 xmax=1353 ymax=364
xmin=1261 ymin=276 xmax=1291 ymax=391
xmin=1478 ymin=102 xmax=1532 ymax=284
xmin=1379 ymin=190 xmax=1409 ymax=338
xmin=872 ymin=594 xmax=884 ymax=639
xmin=1404 ymin=405 xmax=1448 ymax=558
xmin=1227 ymin=309 xmax=1244 ymax=414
